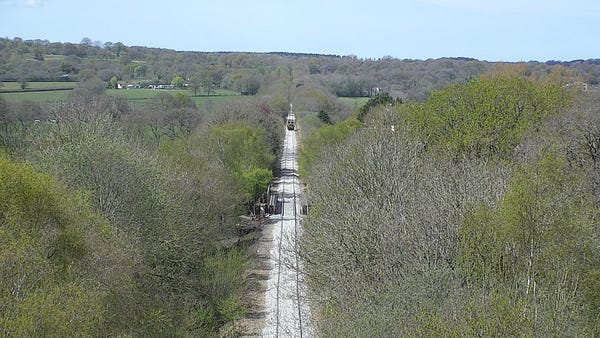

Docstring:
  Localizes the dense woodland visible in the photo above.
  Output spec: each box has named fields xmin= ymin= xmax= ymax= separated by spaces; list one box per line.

xmin=0 ymin=95 xmax=285 ymax=336
xmin=1 ymin=37 xmax=600 ymax=336
xmin=300 ymin=66 xmax=600 ymax=336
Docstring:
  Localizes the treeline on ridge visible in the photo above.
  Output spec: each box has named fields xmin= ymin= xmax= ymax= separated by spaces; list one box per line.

xmin=3 ymin=36 xmax=600 ymax=107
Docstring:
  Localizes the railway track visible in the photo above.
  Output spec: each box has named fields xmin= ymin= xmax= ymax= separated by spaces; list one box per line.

xmin=263 ymin=124 xmax=313 ymax=337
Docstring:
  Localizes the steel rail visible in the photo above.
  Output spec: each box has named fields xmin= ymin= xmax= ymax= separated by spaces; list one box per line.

xmin=269 ymin=123 xmax=308 ymax=337
xmin=292 ymin=155 xmax=304 ymax=338
xmin=274 ymin=132 xmax=289 ymax=337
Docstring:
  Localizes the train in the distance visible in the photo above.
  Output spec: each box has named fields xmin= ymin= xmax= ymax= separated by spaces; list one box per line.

xmin=286 ymin=114 xmax=296 ymax=131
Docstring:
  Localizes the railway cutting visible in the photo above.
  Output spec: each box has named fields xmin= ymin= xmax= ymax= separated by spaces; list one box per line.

xmin=233 ymin=114 xmax=313 ymax=337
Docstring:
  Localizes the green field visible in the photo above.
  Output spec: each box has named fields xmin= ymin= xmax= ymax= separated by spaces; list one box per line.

xmin=189 ymin=94 xmax=246 ymax=107
xmin=108 ymin=88 xmax=242 ymax=107
xmin=106 ymin=88 xmax=239 ymax=100
xmin=0 ymin=81 xmax=76 ymax=102
xmin=42 ymin=54 xmax=67 ymax=61
xmin=0 ymin=81 xmax=77 ymax=91
xmin=338 ymin=96 xmax=370 ymax=107
xmin=0 ymin=90 xmax=71 ymax=102
xmin=0 ymin=82 xmax=242 ymax=105
xmin=0 ymin=81 xmax=76 ymax=90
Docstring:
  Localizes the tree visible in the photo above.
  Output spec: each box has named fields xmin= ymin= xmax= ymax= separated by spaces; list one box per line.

xmin=33 ymin=47 xmax=44 ymax=61
xmin=70 ymin=77 xmax=107 ymax=100
xmin=61 ymin=62 xmax=76 ymax=75
xmin=163 ymin=107 xmax=200 ymax=136
xmin=201 ymin=71 xmax=218 ymax=96
xmin=0 ymin=155 xmax=134 ymax=337
xmin=240 ymin=167 xmax=273 ymax=212
xmin=109 ymin=76 xmax=118 ymax=89
xmin=23 ymin=109 xmax=252 ymax=335
xmin=119 ymin=52 xmax=131 ymax=65
xmin=111 ymin=42 xmax=126 ymax=57
xmin=18 ymin=77 xmax=29 ymax=90
xmin=171 ymin=76 xmax=185 ymax=89
xmin=188 ymin=74 xmax=203 ymax=96
xmin=399 ymin=75 xmax=569 ymax=159
xmin=300 ymin=119 xmax=509 ymax=336
xmin=198 ymin=122 xmax=276 ymax=210
xmin=357 ymin=92 xmax=396 ymax=122
xmin=298 ymin=117 xmax=362 ymax=177
xmin=0 ymin=96 xmax=8 ymax=121
xmin=317 ymin=110 xmax=332 ymax=124
xmin=458 ymin=150 xmax=598 ymax=335
xmin=134 ymin=64 xmax=147 ymax=79
xmin=172 ymin=92 xmax=195 ymax=109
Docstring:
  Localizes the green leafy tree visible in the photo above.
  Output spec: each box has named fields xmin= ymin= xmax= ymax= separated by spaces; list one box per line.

xmin=0 ymin=155 xmax=133 ymax=337
xmin=298 ymin=117 xmax=362 ymax=177
xmin=400 ymin=75 xmax=570 ymax=159
xmin=33 ymin=47 xmax=44 ymax=61
xmin=458 ymin=149 xmax=598 ymax=334
xmin=172 ymin=92 xmax=196 ymax=109
xmin=188 ymin=74 xmax=203 ymax=96
xmin=317 ymin=110 xmax=332 ymax=124
xmin=24 ymin=112 xmax=251 ymax=335
xmin=134 ymin=64 xmax=147 ymax=79
xmin=357 ymin=92 xmax=396 ymax=122
xmin=60 ymin=62 xmax=76 ymax=74
xmin=171 ymin=75 xmax=185 ymax=88
xmin=299 ymin=78 xmax=597 ymax=336
xmin=109 ymin=76 xmax=118 ymax=89
xmin=202 ymin=122 xmax=275 ymax=207
xmin=240 ymin=167 xmax=273 ymax=202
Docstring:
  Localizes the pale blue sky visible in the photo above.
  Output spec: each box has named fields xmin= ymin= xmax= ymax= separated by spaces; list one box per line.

xmin=1 ymin=0 xmax=598 ymax=61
